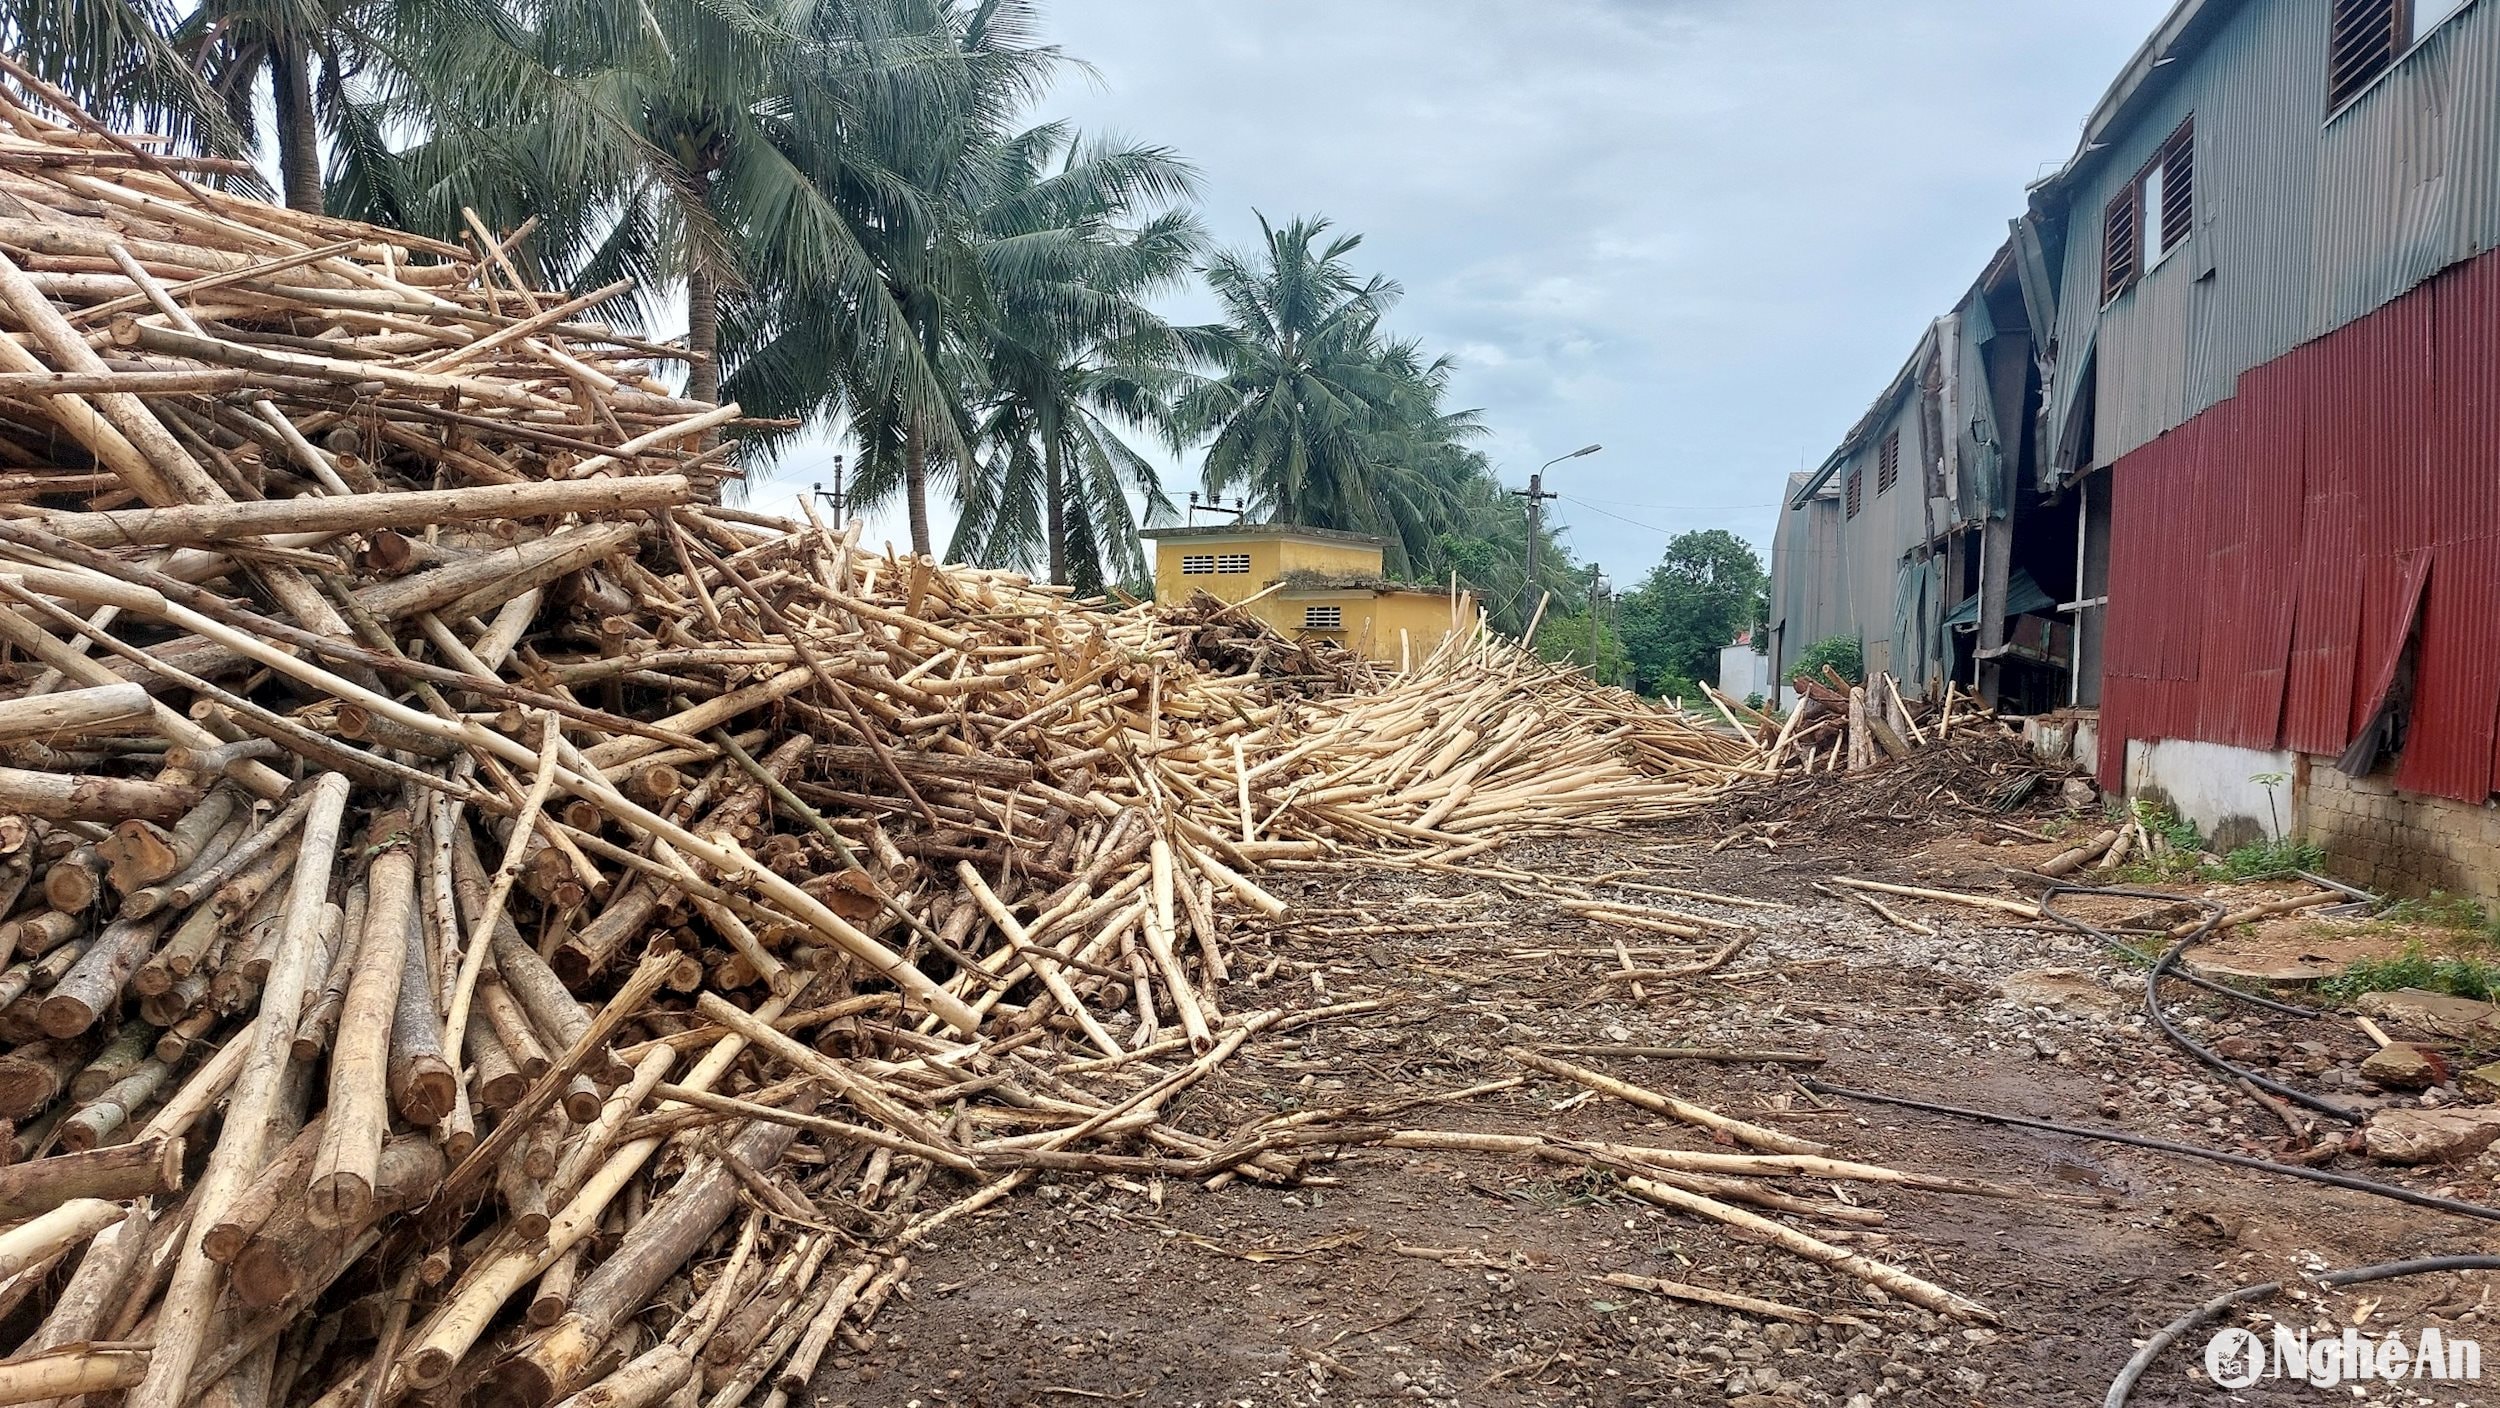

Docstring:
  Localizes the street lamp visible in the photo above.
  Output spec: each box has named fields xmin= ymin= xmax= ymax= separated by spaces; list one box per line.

xmin=1514 ymin=444 xmax=1601 ymax=630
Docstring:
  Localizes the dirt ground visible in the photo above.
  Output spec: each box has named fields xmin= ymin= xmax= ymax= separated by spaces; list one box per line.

xmin=810 ymin=810 xmax=2500 ymax=1408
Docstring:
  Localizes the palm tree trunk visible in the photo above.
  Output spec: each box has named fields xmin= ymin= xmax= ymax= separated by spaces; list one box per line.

xmin=905 ymin=420 xmax=932 ymax=558
xmin=1044 ymin=424 xmax=1067 ymax=586
xmin=271 ymin=42 xmax=323 ymax=215
xmin=685 ymin=262 xmax=721 ymax=407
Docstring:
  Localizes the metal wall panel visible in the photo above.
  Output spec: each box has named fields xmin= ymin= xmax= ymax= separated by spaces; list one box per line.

xmin=2280 ymin=337 xmax=2360 ymax=752
xmin=2191 ymin=372 xmax=2303 ymax=747
xmin=2102 ymin=245 xmax=2500 ymax=803
xmin=2311 ymin=7 xmax=2500 ymax=336
xmin=2187 ymin=0 xmax=2323 ymax=417
xmin=2398 ymin=248 xmax=2500 ymax=796
xmin=2347 ymin=289 xmax=2437 ymax=739
xmin=1768 ymin=475 xmax=1851 ymax=689
xmin=2041 ymin=0 xmax=2500 ymax=475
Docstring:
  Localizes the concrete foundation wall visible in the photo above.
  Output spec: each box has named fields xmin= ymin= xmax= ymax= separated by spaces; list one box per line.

xmin=2301 ymin=765 xmax=2500 ymax=907
xmin=2022 ymin=713 xmax=2100 ymax=777
xmin=2123 ymin=738 xmax=2295 ymax=848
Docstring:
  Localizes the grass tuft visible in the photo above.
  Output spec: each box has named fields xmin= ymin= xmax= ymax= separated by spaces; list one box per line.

xmin=2322 ymin=943 xmax=2500 ymax=1004
xmin=2220 ymin=838 xmax=2326 ymax=879
xmin=2375 ymin=892 xmax=2500 ymax=939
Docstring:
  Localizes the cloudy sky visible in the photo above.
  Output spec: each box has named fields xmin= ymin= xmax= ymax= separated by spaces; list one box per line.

xmin=749 ymin=0 xmax=2175 ymax=584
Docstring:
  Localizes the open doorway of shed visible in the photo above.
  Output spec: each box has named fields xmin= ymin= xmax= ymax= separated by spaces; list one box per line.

xmin=1984 ymin=468 xmax=2106 ymax=714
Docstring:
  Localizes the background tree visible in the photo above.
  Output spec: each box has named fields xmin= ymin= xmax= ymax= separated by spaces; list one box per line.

xmin=1616 ymin=528 xmax=1766 ymax=697
xmin=946 ymin=125 xmax=1205 ymax=590
xmin=1180 ymin=215 xmax=1458 ymax=561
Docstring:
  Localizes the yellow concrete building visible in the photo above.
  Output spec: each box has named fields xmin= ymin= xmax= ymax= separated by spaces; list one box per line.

xmin=1142 ymin=524 xmax=1477 ymax=668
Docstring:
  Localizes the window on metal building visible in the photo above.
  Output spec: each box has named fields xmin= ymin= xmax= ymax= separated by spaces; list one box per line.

xmin=1844 ymin=466 xmax=1864 ymax=519
xmin=2101 ymin=117 xmax=2192 ymax=300
xmin=1303 ymin=605 xmax=1343 ymax=630
xmin=1875 ymin=431 xmax=1900 ymax=495
xmin=2330 ymin=0 xmax=2469 ymax=112
xmin=2330 ymin=0 xmax=2400 ymax=108
xmin=2101 ymin=191 xmax=2137 ymax=302
xmin=2143 ymin=119 xmax=2193 ymax=263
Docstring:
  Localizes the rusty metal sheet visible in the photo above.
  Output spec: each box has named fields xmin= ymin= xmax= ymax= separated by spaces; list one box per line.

xmin=2100 ymin=244 xmax=2500 ymax=803
xmin=2346 ymin=287 xmax=2439 ymax=739
xmin=2351 ymin=550 xmax=2432 ymax=739
xmin=2398 ymin=249 xmax=2500 ymax=798
xmin=2281 ymin=335 xmax=2363 ymax=754
xmin=2191 ymin=384 xmax=2302 ymax=749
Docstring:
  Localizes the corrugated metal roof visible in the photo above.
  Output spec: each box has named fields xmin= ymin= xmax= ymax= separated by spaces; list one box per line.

xmin=2039 ymin=0 xmax=2500 ymax=473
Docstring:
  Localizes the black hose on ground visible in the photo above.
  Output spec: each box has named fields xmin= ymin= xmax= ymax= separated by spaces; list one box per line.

xmin=2039 ymin=884 xmax=2358 ymax=1122
xmin=2104 ymin=1255 xmax=2500 ymax=1408
xmin=2038 ymin=883 xmax=2323 ymax=1018
xmin=1797 ymin=1078 xmax=2500 ymax=1222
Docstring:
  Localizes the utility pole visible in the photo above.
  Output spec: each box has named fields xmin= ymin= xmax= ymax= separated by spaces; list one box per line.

xmin=1585 ymin=562 xmax=1605 ymax=670
xmin=811 ymin=454 xmax=849 ymax=522
xmin=1513 ymin=444 xmax=1601 ymax=632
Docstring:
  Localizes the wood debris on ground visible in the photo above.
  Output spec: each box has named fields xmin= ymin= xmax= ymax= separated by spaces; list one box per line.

xmin=0 ymin=79 xmax=2007 ymax=1408
xmin=1691 ymin=666 xmax=2085 ymax=851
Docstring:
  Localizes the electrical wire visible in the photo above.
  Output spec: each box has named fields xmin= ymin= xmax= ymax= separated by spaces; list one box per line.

xmin=1797 ymin=1079 xmax=2500 ymax=1224
xmin=1557 ymin=494 xmax=1774 ymax=537
xmin=2037 ymin=884 xmax=2357 ymax=1122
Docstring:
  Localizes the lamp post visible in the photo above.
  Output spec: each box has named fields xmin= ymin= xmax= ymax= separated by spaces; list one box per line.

xmin=1514 ymin=444 xmax=1601 ymax=631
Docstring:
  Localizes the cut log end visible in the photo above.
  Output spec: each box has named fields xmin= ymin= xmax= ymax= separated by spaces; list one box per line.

xmin=304 ymin=1172 xmax=374 ymax=1232
xmin=393 ymin=1061 xmax=459 ymax=1127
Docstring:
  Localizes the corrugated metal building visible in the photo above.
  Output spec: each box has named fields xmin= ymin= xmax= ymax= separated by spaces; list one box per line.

xmin=1766 ymin=472 xmax=1848 ymax=697
xmin=1769 ymin=249 xmax=2062 ymax=710
xmin=1770 ymin=0 xmax=2500 ymax=885
xmin=2034 ymin=0 xmax=2500 ymax=814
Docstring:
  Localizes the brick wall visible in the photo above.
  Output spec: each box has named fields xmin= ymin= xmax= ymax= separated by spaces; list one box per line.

xmin=2300 ymin=762 xmax=2500 ymax=907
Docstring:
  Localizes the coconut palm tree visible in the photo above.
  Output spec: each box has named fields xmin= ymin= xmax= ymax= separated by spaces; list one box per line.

xmin=168 ymin=0 xmax=400 ymax=213
xmin=1177 ymin=215 xmax=1463 ymax=569
xmin=0 ymin=0 xmax=237 ymax=156
xmin=722 ymin=0 xmax=1062 ymax=553
xmin=943 ymin=125 xmax=1203 ymax=590
xmin=349 ymin=0 xmax=978 ymax=511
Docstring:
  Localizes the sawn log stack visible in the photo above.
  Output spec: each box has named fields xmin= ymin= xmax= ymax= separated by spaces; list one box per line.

xmin=0 ymin=74 xmax=1789 ymax=1407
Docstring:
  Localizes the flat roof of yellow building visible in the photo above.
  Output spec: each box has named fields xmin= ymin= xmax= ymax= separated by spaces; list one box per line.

xmin=1140 ymin=523 xmax=1386 ymax=547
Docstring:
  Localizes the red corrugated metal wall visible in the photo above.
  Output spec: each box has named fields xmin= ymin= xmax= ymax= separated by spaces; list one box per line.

xmin=2099 ymin=245 xmax=2500 ymax=802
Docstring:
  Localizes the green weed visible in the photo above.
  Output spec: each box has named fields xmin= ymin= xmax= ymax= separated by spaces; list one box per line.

xmin=2220 ymin=839 xmax=2327 ymax=879
xmin=2322 ymin=944 xmax=2500 ymax=1004
xmin=2377 ymin=892 xmax=2500 ymax=937
xmin=2135 ymin=800 xmax=2204 ymax=853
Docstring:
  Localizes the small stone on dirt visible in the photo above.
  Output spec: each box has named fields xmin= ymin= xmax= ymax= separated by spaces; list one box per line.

xmin=2461 ymin=1062 xmax=2500 ymax=1102
xmin=2358 ymin=1042 xmax=2442 ymax=1090
xmin=2355 ymin=988 xmax=2500 ymax=1039
xmin=2364 ymin=1107 xmax=2500 ymax=1164
xmin=1995 ymin=968 xmax=2125 ymax=1016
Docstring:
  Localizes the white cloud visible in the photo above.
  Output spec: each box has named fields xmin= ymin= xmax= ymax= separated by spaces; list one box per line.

xmin=751 ymin=0 xmax=2173 ymax=575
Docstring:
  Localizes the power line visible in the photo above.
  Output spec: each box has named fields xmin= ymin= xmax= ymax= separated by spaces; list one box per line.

xmin=1567 ymin=494 xmax=1782 ymax=513
xmin=1558 ymin=494 xmax=1774 ymax=537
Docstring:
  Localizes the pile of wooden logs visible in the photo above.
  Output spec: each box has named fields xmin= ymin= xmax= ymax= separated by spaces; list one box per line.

xmin=0 ymin=74 xmax=1780 ymax=1408
xmin=1754 ymin=669 xmax=2004 ymax=776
